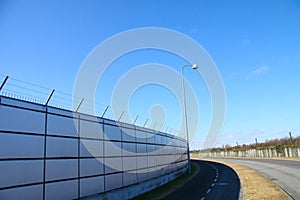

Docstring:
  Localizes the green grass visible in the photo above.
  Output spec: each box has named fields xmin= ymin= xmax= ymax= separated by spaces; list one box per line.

xmin=132 ymin=163 xmax=199 ymax=200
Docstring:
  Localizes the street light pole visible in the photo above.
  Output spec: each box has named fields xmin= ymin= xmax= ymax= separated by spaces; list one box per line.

xmin=181 ymin=63 xmax=198 ymax=174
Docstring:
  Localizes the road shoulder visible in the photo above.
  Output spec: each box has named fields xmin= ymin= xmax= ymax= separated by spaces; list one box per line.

xmin=203 ymin=158 xmax=290 ymax=200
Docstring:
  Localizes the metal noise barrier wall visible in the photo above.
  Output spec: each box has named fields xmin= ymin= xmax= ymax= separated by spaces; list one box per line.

xmin=0 ymin=96 xmax=188 ymax=200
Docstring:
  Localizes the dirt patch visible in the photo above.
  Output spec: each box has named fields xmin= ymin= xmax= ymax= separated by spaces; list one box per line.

xmin=207 ymin=159 xmax=290 ymax=200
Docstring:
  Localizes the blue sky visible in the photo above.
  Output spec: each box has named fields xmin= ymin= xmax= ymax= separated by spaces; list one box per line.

xmin=0 ymin=0 xmax=299 ymax=149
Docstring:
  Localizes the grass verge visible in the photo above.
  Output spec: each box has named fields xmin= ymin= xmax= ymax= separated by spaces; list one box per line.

xmin=206 ymin=159 xmax=290 ymax=200
xmin=132 ymin=163 xmax=200 ymax=200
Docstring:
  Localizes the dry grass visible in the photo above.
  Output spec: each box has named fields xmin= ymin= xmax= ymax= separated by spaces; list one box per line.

xmin=209 ymin=160 xmax=290 ymax=200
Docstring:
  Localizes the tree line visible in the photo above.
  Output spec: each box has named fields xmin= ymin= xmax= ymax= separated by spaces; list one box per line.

xmin=194 ymin=135 xmax=300 ymax=153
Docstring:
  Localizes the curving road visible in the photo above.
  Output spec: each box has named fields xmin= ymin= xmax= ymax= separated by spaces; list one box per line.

xmin=210 ymin=158 xmax=300 ymax=200
xmin=164 ymin=160 xmax=240 ymax=200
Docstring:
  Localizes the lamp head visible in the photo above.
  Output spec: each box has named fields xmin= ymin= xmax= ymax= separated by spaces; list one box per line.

xmin=192 ymin=64 xmax=198 ymax=69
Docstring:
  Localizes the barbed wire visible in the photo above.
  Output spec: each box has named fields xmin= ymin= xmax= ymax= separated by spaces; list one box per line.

xmin=0 ymin=75 xmax=179 ymax=135
xmin=1 ymin=88 xmax=46 ymax=104
xmin=9 ymin=76 xmax=52 ymax=90
xmin=6 ymin=83 xmax=50 ymax=96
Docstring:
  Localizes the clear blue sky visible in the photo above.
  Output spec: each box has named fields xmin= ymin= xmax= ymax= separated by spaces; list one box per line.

xmin=1 ymin=0 xmax=300 ymax=149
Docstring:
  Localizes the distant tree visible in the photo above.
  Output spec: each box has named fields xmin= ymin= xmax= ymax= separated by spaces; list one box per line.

xmin=204 ymin=135 xmax=300 ymax=153
xmin=295 ymin=136 xmax=300 ymax=147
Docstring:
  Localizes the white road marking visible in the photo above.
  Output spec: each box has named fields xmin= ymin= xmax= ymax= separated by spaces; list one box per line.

xmin=215 ymin=182 xmax=229 ymax=186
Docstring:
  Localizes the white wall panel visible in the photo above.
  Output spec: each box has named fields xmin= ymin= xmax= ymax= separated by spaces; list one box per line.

xmin=121 ymin=123 xmax=135 ymax=129
xmin=0 ymin=160 xmax=43 ymax=188
xmin=1 ymin=97 xmax=44 ymax=112
xmin=121 ymin=128 xmax=135 ymax=142
xmin=104 ymin=141 xmax=122 ymax=157
xmin=105 ymin=173 xmax=122 ymax=191
xmin=164 ymin=155 xmax=172 ymax=165
xmin=135 ymin=130 xmax=146 ymax=143
xmin=80 ymin=176 xmax=104 ymax=198
xmin=156 ymin=155 xmax=164 ymax=166
xmin=0 ymin=184 xmax=42 ymax=200
xmin=136 ymin=126 xmax=150 ymax=133
xmin=45 ymin=180 xmax=78 ymax=200
xmin=0 ymin=106 xmax=45 ymax=134
xmin=47 ymin=107 xmax=75 ymax=118
xmin=46 ymin=159 xmax=77 ymax=181
xmin=136 ymin=156 xmax=147 ymax=169
xmin=177 ymin=147 xmax=183 ymax=154
xmin=80 ymin=114 xmax=101 ymax=122
xmin=155 ymin=134 xmax=162 ymax=144
xmin=158 ymin=145 xmax=166 ymax=154
xmin=122 ymin=143 xmax=136 ymax=156
xmin=80 ymin=119 xmax=103 ymax=139
xmin=80 ymin=139 xmax=103 ymax=157
xmin=46 ymin=136 xmax=77 ymax=157
xmin=47 ymin=114 xmax=78 ymax=137
xmin=172 ymin=155 xmax=180 ymax=163
xmin=159 ymin=155 xmax=166 ymax=165
xmin=105 ymin=158 xmax=122 ymax=174
xmin=103 ymin=119 xmax=117 ymax=126
xmin=165 ymin=137 xmax=172 ymax=145
xmin=156 ymin=168 xmax=164 ymax=177
xmin=148 ymin=167 xmax=158 ymax=179
xmin=123 ymin=172 xmax=137 ymax=186
xmin=146 ymin=133 xmax=155 ymax=144
xmin=0 ymin=133 xmax=43 ymax=159
xmin=161 ymin=135 xmax=167 ymax=144
xmin=122 ymin=157 xmax=136 ymax=171
xmin=80 ymin=158 xmax=104 ymax=177
xmin=147 ymin=144 xmax=156 ymax=155
xmin=155 ymin=145 xmax=164 ymax=154
xmin=136 ymin=169 xmax=148 ymax=182
xmin=165 ymin=146 xmax=171 ymax=154
xmin=148 ymin=156 xmax=157 ymax=167
xmin=169 ymin=139 xmax=176 ymax=146
xmin=103 ymin=125 xmax=121 ymax=141
xmin=165 ymin=155 xmax=171 ymax=164
xmin=136 ymin=144 xmax=147 ymax=155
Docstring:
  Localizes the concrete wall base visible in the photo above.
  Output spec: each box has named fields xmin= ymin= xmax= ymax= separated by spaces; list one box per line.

xmin=83 ymin=167 xmax=188 ymax=200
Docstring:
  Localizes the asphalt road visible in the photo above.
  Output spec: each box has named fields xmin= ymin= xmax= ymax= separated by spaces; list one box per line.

xmin=211 ymin=158 xmax=300 ymax=200
xmin=164 ymin=160 xmax=240 ymax=200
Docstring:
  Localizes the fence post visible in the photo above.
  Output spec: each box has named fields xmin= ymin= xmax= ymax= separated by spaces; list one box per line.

xmin=101 ymin=105 xmax=109 ymax=118
xmin=0 ymin=75 xmax=9 ymax=92
xmin=45 ymin=89 xmax=55 ymax=106
xmin=118 ymin=111 xmax=124 ymax=122
xmin=77 ymin=114 xmax=81 ymax=198
xmin=75 ymin=98 xmax=84 ymax=112
xmin=43 ymin=89 xmax=54 ymax=199
xmin=133 ymin=115 xmax=139 ymax=125
xmin=143 ymin=119 xmax=148 ymax=128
